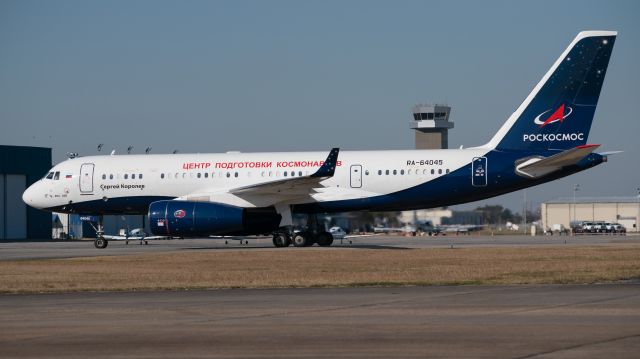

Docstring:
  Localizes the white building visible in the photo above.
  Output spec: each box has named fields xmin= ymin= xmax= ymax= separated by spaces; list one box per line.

xmin=541 ymin=197 xmax=640 ymax=232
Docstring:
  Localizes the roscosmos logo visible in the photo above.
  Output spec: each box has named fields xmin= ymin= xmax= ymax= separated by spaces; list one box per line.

xmin=533 ymin=104 xmax=573 ymax=128
xmin=174 ymin=209 xmax=186 ymax=218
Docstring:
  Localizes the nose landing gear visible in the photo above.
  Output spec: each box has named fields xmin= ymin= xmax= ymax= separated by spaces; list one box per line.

xmin=91 ymin=215 xmax=108 ymax=249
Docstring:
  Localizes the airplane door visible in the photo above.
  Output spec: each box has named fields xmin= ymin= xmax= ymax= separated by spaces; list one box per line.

xmin=472 ymin=157 xmax=487 ymax=187
xmin=350 ymin=165 xmax=362 ymax=188
xmin=80 ymin=163 xmax=95 ymax=193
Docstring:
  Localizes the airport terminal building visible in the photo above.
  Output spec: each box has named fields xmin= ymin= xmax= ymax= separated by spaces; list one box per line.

xmin=541 ymin=197 xmax=640 ymax=232
xmin=0 ymin=145 xmax=52 ymax=240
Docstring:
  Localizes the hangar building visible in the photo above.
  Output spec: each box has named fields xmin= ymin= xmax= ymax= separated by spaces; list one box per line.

xmin=541 ymin=197 xmax=639 ymax=232
xmin=0 ymin=145 xmax=52 ymax=240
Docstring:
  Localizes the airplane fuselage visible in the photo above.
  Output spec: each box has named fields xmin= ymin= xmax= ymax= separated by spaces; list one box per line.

xmin=23 ymin=147 xmax=603 ymax=216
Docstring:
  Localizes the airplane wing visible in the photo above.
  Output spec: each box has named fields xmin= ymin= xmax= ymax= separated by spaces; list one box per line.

xmin=515 ymin=144 xmax=600 ymax=178
xmin=229 ymin=148 xmax=339 ymax=196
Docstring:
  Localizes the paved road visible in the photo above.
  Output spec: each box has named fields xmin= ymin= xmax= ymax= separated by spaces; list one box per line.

xmin=1 ymin=285 xmax=639 ymax=358
xmin=1 ymin=234 xmax=637 ymax=261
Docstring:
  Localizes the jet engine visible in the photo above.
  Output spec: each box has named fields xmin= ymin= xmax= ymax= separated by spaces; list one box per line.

xmin=148 ymin=200 xmax=280 ymax=237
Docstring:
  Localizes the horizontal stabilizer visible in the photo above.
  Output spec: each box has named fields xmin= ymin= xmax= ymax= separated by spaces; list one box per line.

xmin=515 ymin=144 xmax=600 ymax=178
xmin=598 ymin=150 xmax=623 ymax=156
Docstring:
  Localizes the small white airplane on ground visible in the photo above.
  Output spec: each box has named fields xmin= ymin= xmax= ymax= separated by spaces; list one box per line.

xmin=101 ymin=228 xmax=167 ymax=245
xmin=23 ymin=31 xmax=618 ymax=249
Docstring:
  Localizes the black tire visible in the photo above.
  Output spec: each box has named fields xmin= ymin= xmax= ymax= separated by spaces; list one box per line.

xmin=316 ymin=232 xmax=334 ymax=247
xmin=292 ymin=233 xmax=309 ymax=247
xmin=94 ymin=238 xmax=108 ymax=249
xmin=272 ymin=233 xmax=291 ymax=248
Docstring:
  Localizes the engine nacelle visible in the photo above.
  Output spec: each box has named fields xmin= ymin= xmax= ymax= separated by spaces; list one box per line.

xmin=148 ymin=200 xmax=280 ymax=237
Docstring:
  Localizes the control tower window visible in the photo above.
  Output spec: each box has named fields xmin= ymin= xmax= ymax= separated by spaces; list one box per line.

xmin=420 ymin=113 xmax=434 ymax=120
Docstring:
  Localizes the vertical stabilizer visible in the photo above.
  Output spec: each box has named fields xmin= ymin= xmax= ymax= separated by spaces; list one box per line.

xmin=486 ymin=31 xmax=616 ymax=151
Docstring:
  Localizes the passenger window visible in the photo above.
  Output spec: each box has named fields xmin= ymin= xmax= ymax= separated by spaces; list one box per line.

xmin=299 ymin=171 xmax=302 ymax=177
xmin=408 ymin=169 xmax=412 ymax=175
xmin=182 ymin=173 xmax=186 ymax=179
xmin=204 ymin=173 xmax=208 ymax=178
xmin=139 ymin=174 xmax=143 ymax=179
xmin=197 ymin=173 xmax=201 ymax=178
xmin=102 ymin=174 xmax=106 ymax=180
xmin=132 ymin=174 xmax=136 ymax=179
xmin=261 ymin=171 xmax=265 ymax=177
xmin=400 ymin=169 xmax=405 ymax=175
xmin=431 ymin=169 xmax=435 ymax=175
xmin=110 ymin=174 xmax=114 ymax=180
xmin=365 ymin=170 xmax=369 ymax=176
xmin=385 ymin=170 xmax=389 ymax=175
xmin=378 ymin=170 xmax=382 ymax=175
xmin=54 ymin=172 xmax=60 ymax=180
xmin=438 ymin=169 xmax=442 ymax=174
xmin=226 ymin=172 xmax=230 ymax=178
xmin=124 ymin=174 xmax=128 ymax=179
xmin=234 ymin=172 xmax=238 ymax=178
xmin=393 ymin=170 xmax=397 ymax=175
xmin=446 ymin=169 xmax=450 ymax=174
xmin=284 ymin=171 xmax=288 ymax=177
xmin=161 ymin=173 xmax=165 ymax=179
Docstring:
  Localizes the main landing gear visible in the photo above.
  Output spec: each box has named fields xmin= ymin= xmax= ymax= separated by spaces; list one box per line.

xmin=271 ymin=213 xmax=334 ymax=248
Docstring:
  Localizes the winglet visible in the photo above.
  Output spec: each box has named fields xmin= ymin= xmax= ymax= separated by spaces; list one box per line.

xmin=311 ymin=148 xmax=340 ymax=178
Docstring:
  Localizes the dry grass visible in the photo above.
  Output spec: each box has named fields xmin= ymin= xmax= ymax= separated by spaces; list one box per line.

xmin=1 ymin=245 xmax=640 ymax=294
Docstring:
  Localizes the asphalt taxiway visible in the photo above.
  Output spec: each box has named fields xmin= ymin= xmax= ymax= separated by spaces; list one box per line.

xmin=1 ymin=284 xmax=639 ymax=358
xmin=0 ymin=234 xmax=637 ymax=261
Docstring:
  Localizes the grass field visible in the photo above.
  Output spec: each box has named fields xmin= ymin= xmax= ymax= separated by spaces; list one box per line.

xmin=1 ymin=245 xmax=640 ymax=294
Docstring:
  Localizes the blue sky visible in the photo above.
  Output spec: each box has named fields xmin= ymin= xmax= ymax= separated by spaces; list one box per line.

xmin=1 ymin=0 xmax=638 ymax=212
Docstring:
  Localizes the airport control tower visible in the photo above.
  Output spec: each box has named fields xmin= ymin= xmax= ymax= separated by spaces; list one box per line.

xmin=400 ymin=104 xmax=455 ymax=227
xmin=410 ymin=104 xmax=453 ymax=149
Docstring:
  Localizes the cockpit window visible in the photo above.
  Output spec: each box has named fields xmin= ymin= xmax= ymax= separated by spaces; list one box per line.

xmin=45 ymin=172 xmax=54 ymax=179
xmin=54 ymin=172 xmax=60 ymax=180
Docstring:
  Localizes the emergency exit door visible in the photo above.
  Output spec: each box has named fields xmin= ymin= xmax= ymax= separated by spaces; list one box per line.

xmin=472 ymin=157 xmax=487 ymax=187
xmin=80 ymin=163 xmax=95 ymax=193
xmin=350 ymin=165 xmax=362 ymax=188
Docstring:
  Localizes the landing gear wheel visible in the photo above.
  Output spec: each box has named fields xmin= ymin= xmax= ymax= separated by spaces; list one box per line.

xmin=292 ymin=233 xmax=310 ymax=247
xmin=94 ymin=238 xmax=108 ymax=249
xmin=272 ymin=233 xmax=291 ymax=248
xmin=316 ymin=232 xmax=334 ymax=247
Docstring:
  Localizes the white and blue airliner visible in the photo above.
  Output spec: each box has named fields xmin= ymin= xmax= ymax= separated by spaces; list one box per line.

xmin=23 ymin=31 xmax=617 ymax=248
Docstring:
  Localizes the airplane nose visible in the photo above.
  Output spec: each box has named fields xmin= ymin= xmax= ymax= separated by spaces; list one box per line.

xmin=22 ymin=184 xmax=38 ymax=208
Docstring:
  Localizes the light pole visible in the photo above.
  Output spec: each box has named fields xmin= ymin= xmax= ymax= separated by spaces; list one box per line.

xmin=523 ymin=189 xmax=527 ymax=235
xmin=572 ymin=184 xmax=580 ymax=233
xmin=636 ymin=187 xmax=640 ymax=233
